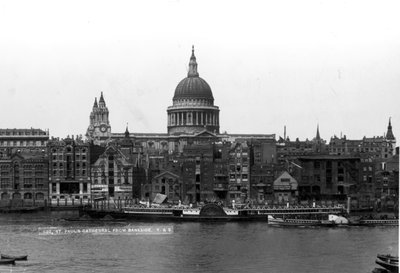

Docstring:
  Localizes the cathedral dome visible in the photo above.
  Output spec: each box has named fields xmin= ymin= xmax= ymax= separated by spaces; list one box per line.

xmin=173 ymin=76 xmax=214 ymax=101
xmin=167 ymin=46 xmax=220 ymax=136
xmin=173 ymin=46 xmax=214 ymax=102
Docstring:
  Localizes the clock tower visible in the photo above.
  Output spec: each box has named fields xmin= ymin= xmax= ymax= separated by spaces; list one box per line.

xmin=86 ymin=92 xmax=112 ymax=145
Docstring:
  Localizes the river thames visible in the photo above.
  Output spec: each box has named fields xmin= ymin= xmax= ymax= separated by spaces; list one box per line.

xmin=0 ymin=211 xmax=397 ymax=273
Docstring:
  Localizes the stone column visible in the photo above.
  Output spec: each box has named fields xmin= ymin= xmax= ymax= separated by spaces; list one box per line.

xmin=56 ymin=182 xmax=60 ymax=195
xmin=201 ymin=112 xmax=204 ymax=125
xmin=79 ymin=182 xmax=83 ymax=195
xmin=49 ymin=183 xmax=53 ymax=195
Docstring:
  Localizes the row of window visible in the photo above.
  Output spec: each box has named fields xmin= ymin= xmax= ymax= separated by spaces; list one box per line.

xmin=92 ymin=178 xmax=127 ymax=184
xmin=52 ymin=169 xmax=87 ymax=176
xmin=0 ymin=192 xmax=45 ymax=200
xmin=330 ymin=147 xmax=389 ymax=153
xmin=0 ymin=164 xmax=45 ymax=170
xmin=0 ymin=141 xmax=46 ymax=147
xmin=229 ymin=174 xmax=248 ymax=179
xmin=330 ymin=141 xmax=391 ymax=147
xmin=52 ymin=155 xmax=87 ymax=161
xmin=52 ymin=162 xmax=87 ymax=168
xmin=0 ymin=181 xmax=45 ymax=189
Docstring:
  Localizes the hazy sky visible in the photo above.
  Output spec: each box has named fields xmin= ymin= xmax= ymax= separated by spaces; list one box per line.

xmin=1 ymin=0 xmax=399 ymax=142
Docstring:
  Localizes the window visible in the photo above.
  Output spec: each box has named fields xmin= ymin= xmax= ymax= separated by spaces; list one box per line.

xmin=1 ymin=178 xmax=10 ymax=188
xmin=23 ymin=178 xmax=33 ymax=188
xmin=24 ymin=193 xmax=32 ymax=199
xmin=35 ymin=178 xmax=43 ymax=188
xmin=36 ymin=193 xmax=44 ymax=200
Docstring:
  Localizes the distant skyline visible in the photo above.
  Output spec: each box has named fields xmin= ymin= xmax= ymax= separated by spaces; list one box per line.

xmin=0 ymin=0 xmax=399 ymax=142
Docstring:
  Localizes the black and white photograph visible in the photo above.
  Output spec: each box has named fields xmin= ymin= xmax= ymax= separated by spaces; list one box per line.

xmin=0 ymin=0 xmax=398 ymax=272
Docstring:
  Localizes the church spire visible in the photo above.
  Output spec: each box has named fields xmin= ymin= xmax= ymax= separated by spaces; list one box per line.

xmin=188 ymin=45 xmax=199 ymax=77
xmin=386 ymin=117 xmax=395 ymax=140
xmin=125 ymin=123 xmax=130 ymax=138
xmin=316 ymin=124 xmax=321 ymax=140
xmin=99 ymin=92 xmax=106 ymax=107
xmin=93 ymin=97 xmax=98 ymax=108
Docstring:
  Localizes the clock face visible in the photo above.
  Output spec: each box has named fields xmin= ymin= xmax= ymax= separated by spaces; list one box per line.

xmin=100 ymin=125 xmax=107 ymax=133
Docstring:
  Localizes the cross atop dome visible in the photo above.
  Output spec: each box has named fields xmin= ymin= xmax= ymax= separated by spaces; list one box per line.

xmin=188 ymin=45 xmax=199 ymax=77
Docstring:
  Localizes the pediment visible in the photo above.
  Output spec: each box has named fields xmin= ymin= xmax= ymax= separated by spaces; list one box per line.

xmin=153 ymin=170 xmax=180 ymax=180
xmin=193 ymin=130 xmax=218 ymax=138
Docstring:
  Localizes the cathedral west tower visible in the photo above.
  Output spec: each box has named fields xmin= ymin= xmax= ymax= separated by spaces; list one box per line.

xmin=167 ymin=46 xmax=220 ymax=135
xmin=86 ymin=92 xmax=112 ymax=145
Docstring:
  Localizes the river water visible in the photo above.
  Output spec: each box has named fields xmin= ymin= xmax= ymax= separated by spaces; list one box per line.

xmin=0 ymin=211 xmax=397 ymax=273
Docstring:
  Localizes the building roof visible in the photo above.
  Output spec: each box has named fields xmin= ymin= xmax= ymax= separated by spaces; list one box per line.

xmin=298 ymin=155 xmax=360 ymax=160
xmin=173 ymin=46 xmax=214 ymax=101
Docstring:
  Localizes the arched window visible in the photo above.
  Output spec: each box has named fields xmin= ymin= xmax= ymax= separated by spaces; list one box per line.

xmin=24 ymin=192 xmax=33 ymax=199
xmin=1 ymin=192 xmax=9 ymax=200
xmin=36 ymin=192 xmax=44 ymax=200
xmin=12 ymin=193 xmax=21 ymax=200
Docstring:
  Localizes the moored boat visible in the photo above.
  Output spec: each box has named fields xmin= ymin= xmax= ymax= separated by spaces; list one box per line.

xmin=349 ymin=219 xmax=399 ymax=226
xmin=0 ymin=258 xmax=16 ymax=265
xmin=1 ymin=254 xmax=28 ymax=261
xmin=377 ymin=254 xmax=399 ymax=263
xmin=375 ymin=258 xmax=399 ymax=273
xmin=267 ymin=215 xmax=326 ymax=226
xmin=83 ymin=202 xmax=347 ymax=222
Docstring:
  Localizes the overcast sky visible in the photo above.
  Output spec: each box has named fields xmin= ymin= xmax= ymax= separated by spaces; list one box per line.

xmin=0 ymin=0 xmax=399 ymax=142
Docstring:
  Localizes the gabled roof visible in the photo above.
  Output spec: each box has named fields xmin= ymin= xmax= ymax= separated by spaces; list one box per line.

xmin=273 ymin=171 xmax=298 ymax=190
xmin=153 ymin=170 xmax=180 ymax=180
